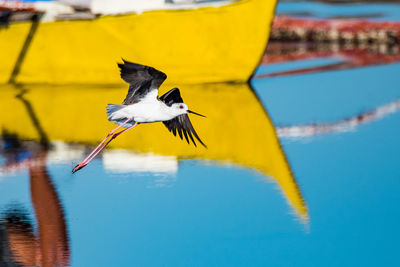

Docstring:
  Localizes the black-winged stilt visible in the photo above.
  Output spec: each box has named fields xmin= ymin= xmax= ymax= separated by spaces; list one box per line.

xmin=72 ymin=60 xmax=206 ymax=173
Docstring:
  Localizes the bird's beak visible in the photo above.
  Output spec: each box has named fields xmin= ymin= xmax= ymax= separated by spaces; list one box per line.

xmin=188 ymin=110 xmax=206 ymax=117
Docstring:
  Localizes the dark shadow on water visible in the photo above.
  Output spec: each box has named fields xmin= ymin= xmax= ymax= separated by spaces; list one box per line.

xmin=15 ymin=86 xmax=50 ymax=148
xmin=0 ymin=133 xmax=70 ymax=267
xmin=0 ymin=207 xmax=35 ymax=267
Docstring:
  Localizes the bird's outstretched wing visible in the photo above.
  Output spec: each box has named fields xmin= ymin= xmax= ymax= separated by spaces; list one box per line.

xmin=162 ymin=114 xmax=207 ymax=148
xmin=160 ymin=88 xmax=207 ymax=148
xmin=118 ymin=59 xmax=167 ymax=104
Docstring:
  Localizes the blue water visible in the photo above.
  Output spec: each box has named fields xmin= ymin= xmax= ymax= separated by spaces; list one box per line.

xmin=253 ymin=63 xmax=400 ymax=125
xmin=277 ymin=1 xmax=400 ymax=21
xmin=277 ymin=113 xmax=400 ymax=266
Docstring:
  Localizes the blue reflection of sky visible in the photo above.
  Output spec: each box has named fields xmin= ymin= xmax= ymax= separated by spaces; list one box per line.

xmin=59 ymin=163 xmax=297 ymax=267
xmin=0 ymin=175 xmax=32 ymax=213
xmin=0 ymin=159 xmax=300 ymax=266
xmin=248 ymin=38 xmax=400 ymax=265
xmin=253 ymin=63 xmax=400 ymax=125
xmin=279 ymin=112 xmax=400 ymax=266
xmin=277 ymin=1 xmax=400 ymax=21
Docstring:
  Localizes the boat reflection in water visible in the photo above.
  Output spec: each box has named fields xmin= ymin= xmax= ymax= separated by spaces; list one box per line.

xmin=0 ymin=82 xmax=309 ymax=225
xmin=0 ymin=133 xmax=70 ymax=267
xmin=259 ymin=42 xmax=400 ymax=78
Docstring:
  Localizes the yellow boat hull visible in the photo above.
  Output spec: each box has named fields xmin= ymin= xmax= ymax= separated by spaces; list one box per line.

xmin=0 ymin=82 xmax=308 ymax=222
xmin=0 ymin=0 xmax=277 ymax=84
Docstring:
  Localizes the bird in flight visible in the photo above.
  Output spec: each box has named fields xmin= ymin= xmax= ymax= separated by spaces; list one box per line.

xmin=72 ymin=60 xmax=206 ymax=173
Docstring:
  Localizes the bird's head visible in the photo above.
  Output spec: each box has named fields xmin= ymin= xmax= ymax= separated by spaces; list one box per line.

xmin=171 ymin=103 xmax=206 ymax=117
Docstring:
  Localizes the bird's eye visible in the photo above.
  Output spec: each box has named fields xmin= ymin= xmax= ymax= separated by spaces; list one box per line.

xmin=179 ymin=105 xmax=184 ymax=109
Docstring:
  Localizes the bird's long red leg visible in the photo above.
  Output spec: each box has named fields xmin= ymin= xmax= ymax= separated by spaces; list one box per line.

xmin=78 ymin=122 xmax=139 ymax=168
xmin=72 ymin=118 xmax=136 ymax=173
xmin=81 ymin=118 xmax=133 ymax=162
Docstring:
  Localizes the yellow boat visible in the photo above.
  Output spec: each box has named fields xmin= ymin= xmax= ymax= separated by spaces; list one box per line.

xmin=0 ymin=82 xmax=309 ymax=223
xmin=0 ymin=0 xmax=277 ymax=84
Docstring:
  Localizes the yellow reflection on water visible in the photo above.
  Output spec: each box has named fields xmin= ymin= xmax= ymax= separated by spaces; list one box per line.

xmin=0 ymin=82 xmax=308 ymax=223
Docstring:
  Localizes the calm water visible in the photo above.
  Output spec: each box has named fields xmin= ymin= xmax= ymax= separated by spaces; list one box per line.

xmin=1 ymin=1 xmax=400 ymax=267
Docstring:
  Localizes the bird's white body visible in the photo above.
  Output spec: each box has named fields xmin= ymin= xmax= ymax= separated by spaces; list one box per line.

xmin=108 ymin=91 xmax=188 ymax=123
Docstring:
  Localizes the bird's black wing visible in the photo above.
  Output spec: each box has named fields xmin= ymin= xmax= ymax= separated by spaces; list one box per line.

xmin=162 ymin=114 xmax=207 ymax=148
xmin=158 ymin=87 xmax=183 ymax=106
xmin=118 ymin=59 xmax=167 ymax=104
xmin=160 ymin=88 xmax=207 ymax=148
